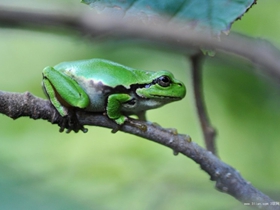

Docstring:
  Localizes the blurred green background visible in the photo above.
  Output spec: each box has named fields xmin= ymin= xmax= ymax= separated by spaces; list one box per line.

xmin=0 ymin=0 xmax=280 ymax=209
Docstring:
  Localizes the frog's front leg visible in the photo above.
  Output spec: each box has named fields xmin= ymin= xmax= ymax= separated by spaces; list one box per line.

xmin=107 ymin=93 xmax=132 ymax=125
xmin=107 ymin=94 xmax=148 ymax=133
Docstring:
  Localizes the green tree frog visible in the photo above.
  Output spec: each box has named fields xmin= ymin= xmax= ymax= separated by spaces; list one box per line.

xmin=42 ymin=58 xmax=186 ymax=132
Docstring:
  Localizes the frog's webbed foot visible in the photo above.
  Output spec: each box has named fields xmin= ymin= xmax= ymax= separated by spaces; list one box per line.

xmin=111 ymin=125 xmax=121 ymax=133
xmin=111 ymin=116 xmax=127 ymax=133
xmin=58 ymin=110 xmax=88 ymax=133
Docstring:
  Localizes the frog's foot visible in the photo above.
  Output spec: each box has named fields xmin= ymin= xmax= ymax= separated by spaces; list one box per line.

xmin=58 ymin=111 xmax=88 ymax=133
xmin=111 ymin=125 xmax=121 ymax=133
xmin=111 ymin=116 xmax=127 ymax=133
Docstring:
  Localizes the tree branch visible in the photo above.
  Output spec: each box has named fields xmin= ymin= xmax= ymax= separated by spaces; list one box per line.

xmin=0 ymin=90 xmax=278 ymax=209
xmin=1 ymin=7 xmax=280 ymax=209
xmin=1 ymin=8 xmax=280 ymax=81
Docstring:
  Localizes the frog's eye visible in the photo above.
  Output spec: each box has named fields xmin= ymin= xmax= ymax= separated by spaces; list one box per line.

xmin=156 ymin=75 xmax=171 ymax=87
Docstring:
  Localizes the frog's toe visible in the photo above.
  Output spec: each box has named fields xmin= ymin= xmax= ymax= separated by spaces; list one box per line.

xmin=110 ymin=116 xmax=127 ymax=133
xmin=114 ymin=116 xmax=127 ymax=125
xmin=58 ymin=114 xmax=87 ymax=133
xmin=59 ymin=126 xmax=65 ymax=133
xmin=81 ymin=127 xmax=88 ymax=133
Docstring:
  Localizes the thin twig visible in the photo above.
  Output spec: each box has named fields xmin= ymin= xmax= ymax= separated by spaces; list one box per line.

xmin=190 ymin=54 xmax=217 ymax=155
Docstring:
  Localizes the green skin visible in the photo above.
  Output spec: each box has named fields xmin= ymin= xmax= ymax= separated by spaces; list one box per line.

xmin=42 ymin=58 xmax=186 ymax=125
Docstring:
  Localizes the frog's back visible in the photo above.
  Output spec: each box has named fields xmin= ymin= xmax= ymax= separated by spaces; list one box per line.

xmin=55 ymin=58 xmax=151 ymax=88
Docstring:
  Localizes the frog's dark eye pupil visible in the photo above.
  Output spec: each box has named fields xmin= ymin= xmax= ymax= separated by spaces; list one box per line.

xmin=157 ymin=76 xmax=171 ymax=87
xmin=126 ymin=98 xmax=136 ymax=105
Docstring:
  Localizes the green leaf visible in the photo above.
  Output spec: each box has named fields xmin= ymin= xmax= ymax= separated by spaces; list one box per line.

xmin=82 ymin=0 xmax=256 ymax=35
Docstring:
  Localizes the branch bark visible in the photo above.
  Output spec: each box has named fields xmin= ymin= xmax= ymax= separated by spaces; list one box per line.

xmin=0 ymin=90 xmax=278 ymax=209
xmin=1 ymin=8 xmax=280 ymax=81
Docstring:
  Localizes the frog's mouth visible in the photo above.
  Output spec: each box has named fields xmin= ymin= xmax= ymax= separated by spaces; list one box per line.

xmin=150 ymin=94 xmax=181 ymax=100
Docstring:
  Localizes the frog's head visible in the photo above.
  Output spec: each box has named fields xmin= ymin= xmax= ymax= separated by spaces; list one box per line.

xmin=136 ymin=70 xmax=186 ymax=103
